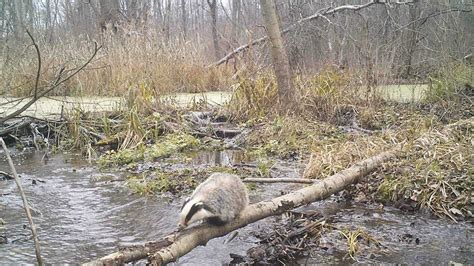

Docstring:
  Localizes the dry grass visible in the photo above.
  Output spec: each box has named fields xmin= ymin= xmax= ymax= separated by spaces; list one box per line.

xmin=1 ymin=33 xmax=234 ymax=97
xmin=228 ymin=70 xmax=279 ymax=120
xmin=227 ymin=67 xmax=379 ymax=123
xmin=303 ymin=135 xmax=393 ymax=179
xmin=377 ymin=118 xmax=473 ymax=221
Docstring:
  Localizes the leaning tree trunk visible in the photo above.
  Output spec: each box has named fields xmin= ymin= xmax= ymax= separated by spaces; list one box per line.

xmin=259 ymin=0 xmax=293 ymax=108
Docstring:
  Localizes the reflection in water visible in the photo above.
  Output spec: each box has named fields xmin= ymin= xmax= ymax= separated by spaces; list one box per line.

xmin=191 ymin=150 xmax=245 ymax=167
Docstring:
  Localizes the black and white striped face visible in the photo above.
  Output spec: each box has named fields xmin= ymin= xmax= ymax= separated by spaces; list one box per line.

xmin=178 ymin=198 xmax=214 ymax=229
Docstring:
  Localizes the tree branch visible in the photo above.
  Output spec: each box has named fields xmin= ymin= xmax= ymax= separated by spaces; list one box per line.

xmin=25 ymin=30 xmax=41 ymax=99
xmin=209 ymin=1 xmax=382 ymax=67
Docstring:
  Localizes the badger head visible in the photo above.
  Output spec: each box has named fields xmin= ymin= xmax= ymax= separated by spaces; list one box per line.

xmin=178 ymin=197 xmax=214 ymax=229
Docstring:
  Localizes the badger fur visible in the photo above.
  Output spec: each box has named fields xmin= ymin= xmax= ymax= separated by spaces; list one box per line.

xmin=178 ymin=173 xmax=249 ymax=229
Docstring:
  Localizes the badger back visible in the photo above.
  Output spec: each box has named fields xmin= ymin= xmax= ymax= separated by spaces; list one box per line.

xmin=192 ymin=173 xmax=249 ymax=222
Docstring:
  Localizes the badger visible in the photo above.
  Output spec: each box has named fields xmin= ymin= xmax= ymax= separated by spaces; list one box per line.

xmin=178 ymin=172 xmax=249 ymax=229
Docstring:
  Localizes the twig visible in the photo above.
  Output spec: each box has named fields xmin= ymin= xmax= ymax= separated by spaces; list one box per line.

xmin=243 ymin=177 xmax=316 ymax=184
xmin=0 ymin=170 xmax=14 ymax=180
xmin=0 ymin=138 xmax=44 ymax=265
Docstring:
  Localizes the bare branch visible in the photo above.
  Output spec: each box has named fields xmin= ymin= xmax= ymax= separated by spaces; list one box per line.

xmin=25 ymin=30 xmax=41 ymax=99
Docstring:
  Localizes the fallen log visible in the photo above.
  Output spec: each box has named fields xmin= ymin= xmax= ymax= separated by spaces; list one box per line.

xmin=85 ymin=145 xmax=400 ymax=265
xmin=0 ymin=118 xmax=32 ymax=136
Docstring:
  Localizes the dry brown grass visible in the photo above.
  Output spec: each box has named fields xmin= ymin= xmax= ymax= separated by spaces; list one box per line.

xmin=227 ymin=67 xmax=380 ymax=123
xmin=1 ymin=33 xmax=234 ymax=97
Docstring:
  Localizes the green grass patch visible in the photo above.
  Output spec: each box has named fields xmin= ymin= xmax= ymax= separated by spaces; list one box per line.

xmin=99 ymin=133 xmax=200 ymax=167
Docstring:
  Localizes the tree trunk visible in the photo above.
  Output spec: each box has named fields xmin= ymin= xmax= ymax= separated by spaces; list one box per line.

xmin=98 ymin=0 xmax=121 ymax=33
xmin=12 ymin=0 xmax=24 ymax=40
xmin=181 ymin=0 xmax=187 ymax=40
xmin=45 ymin=0 xmax=51 ymax=32
xmin=153 ymin=0 xmax=162 ymax=24
xmin=231 ymin=0 xmax=241 ymax=43
xmin=164 ymin=0 xmax=171 ymax=42
xmin=207 ymin=0 xmax=220 ymax=59
xmin=401 ymin=0 xmax=421 ymax=78
xmin=259 ymin=0 xmax=293 ymax=108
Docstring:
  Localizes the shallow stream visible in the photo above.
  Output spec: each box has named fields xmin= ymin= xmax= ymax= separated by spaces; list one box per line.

xmin=0 ymin=150 xmax=472 ymax=264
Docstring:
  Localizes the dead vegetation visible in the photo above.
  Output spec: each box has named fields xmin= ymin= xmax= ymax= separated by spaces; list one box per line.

xmin=2 ymin=34 xmax=234 ymax=98
xmin=375 ymin=118 xmax=473 ymax=221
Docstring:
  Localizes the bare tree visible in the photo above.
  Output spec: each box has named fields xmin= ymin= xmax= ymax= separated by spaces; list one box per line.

xmin=181 ymin=0 xmax=187 ymax=40
xmin=260 ymin=0 xmax=293 ymax=107
xmin=98 ymin=0 xmax=121 ymax=33
xmin=207 ymin=0 xmax=220 ymax=59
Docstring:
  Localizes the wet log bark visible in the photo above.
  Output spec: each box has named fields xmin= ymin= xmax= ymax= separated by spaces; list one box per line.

xmin=84 ymin=146 xmax=400 ymax=265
